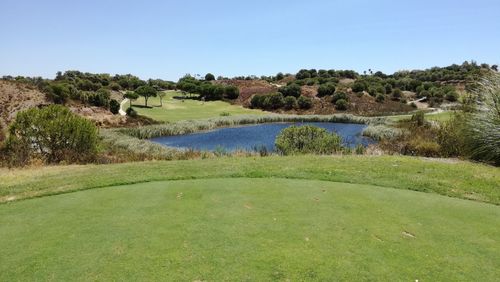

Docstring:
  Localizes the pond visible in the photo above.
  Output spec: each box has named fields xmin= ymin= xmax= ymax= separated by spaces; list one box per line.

xmin=150 ymin=122 xmax=374 ymax=152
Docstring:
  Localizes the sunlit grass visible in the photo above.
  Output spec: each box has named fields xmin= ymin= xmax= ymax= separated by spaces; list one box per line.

xmin=132 ymin=91 xmax=265 ymax=122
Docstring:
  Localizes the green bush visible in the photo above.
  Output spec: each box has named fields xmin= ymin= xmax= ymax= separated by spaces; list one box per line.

xmin=44 ymin=83 xmax=70 ymax=104
xmin=403 ymin=138 xmax=441 ymax=157
xmin=109 ymin=82 xmax=121 ymax=91
xmin=278 ymin=84 xmax=301 ymax=98
xmin=224 ymin=85 xmax=240 ymax=99
xmin=375 ymin=93 xmax=385 ymax=103
xmin=317 ymin=83 xmax=336 ymax=97
xmin=250 ymin=95 xmax=266 ymax=109
xmin=437 ymin=113 xmax=467 ymax=157
xmin=275 ymin=125 xmax=343 ymax=155
xmin=411 ymin=111 xmax=425 ymax=127
xmin=109 ymin=99 xmax=120 ymax=114
xmin=335 ymin=99 xmax=348 ymax=110
xmin=297 ymin=96 xmax=313 ymax=109
xmin=351 ymin=81 xmax=365 ymax=93
xmin=263 ymin=93 xmax=285 ymax=109
xmin=391 ymin=88 xmax=403 ymax=100
xmin=126 ymin=107 xmax=138 ymax=117
xmin=284 ymin=96 xmax=297 ymax=110
xmin=89 ymin=88 xmax=111 ymax=107
xmin=5 ymin=105 xmax=98 ymax=165
xmin=332 ymin=92 xmax=348 ymax=104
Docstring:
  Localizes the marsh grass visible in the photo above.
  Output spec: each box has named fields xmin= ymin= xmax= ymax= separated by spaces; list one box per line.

xmin=120 ymin=114 xmax=386 ymax=139
xmin=466 ymin=73 xmax=500 ymax=165
xmin=362 ymin=125 xmax=403 ymax=141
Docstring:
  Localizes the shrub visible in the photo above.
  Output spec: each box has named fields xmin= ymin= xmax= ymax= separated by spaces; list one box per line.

xmin=391 ymin=88 xmax=403 ymax=100
xmin=403 ymin=138 xmax=441 ymax=157
xmin=437 ymin=113 xmax=468 ymax=157
xmin=109 ymin=82 xmax=121 ymax=91
xmin=126 ymin=107 xmax=138 ymax=117
xmin=332 ymin=92 xmax=348 ymax=103
xmin=411 ymin=111 xmax=425 ymax=127
xmin=44 ymin=83 xmax=70 ymax=104
xmin=317 ymin=83 xmax=336 ymax=97
xmin=275 ymin=125 xmax=343 ymax=155
xmin=224 ymin=85 xmax=240 ymax=99
xmin=278 ymin=84 xmax=301 ymax=98
xmin=445 ymin=89 xmax=458 ymax=102
xmin=263 ymin=93 xmax=285 ymax=109
xmin=335 ymin=99 xmax=348 ymax=110
xmin=284 ymin=96 xmax=297 ymax=110
xmin=5 ymin=105 xmax=98 ymax=165
xmin=351 ymin=81 xmax=365 ymax=93
xmin=250 ymin=95 xmax=266 ymax=109
xmin=297 ymin=96 xmax=313 ymax=109
xmin=384 ymin=83 xmax=393 ymax=94
xmin=89 ymin=88 xmax=111 ymax=107
xmin=375 ymin=93 xmax=385 ymax=103
xmin=109 ymin=99 xmax=120 ymax=114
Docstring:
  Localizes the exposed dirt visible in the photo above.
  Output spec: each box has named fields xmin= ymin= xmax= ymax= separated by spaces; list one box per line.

xmin=0 ymin=80 xmax=49 ymax=126
xmin=214 ymin=80 xmax=278 ymax=105
xmin=301 ymin=85 xmax=319 ymax=98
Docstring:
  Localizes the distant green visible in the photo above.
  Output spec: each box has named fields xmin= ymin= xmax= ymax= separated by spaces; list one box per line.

xmin=132 ymin=91 xmax=264 ymax=122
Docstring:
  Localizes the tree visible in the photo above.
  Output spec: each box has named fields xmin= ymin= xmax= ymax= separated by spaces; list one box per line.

xmin=276 ymin=72 xmax=284 ymax=81
xmin=158 ymin=92 xmax=166 ymax=106
xmin=5 ymin=105 xmax=98 ymax=165
xmin=205 ymin=73 xmax=215 ymax=81
xmin=135 ymin=85 xmax=157 ymax=107
xmin=317 ymin=83 xmax=336 ymax=97
xmin=492 ymin=65 xmax=498 ymax=72
xmin=124 ymin=91 xmax=139 ymax=108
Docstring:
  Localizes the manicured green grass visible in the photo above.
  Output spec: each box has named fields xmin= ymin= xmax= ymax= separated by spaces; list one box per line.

xmin=387 ymin=111 xmax=453 ymax=123
xmin=1 ymin=155 xmax=499 ymax=204
xmin=132 ymin=91 xmax=264 ymax=122
xmin=1 ymin=178 xmax=498 ymax=281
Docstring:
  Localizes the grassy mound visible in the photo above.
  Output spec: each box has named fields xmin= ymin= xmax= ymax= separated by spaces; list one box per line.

xmin=1 ymin=178 xmax=498 ymax=280
xmin=1 ymin=155 xmax=499 ymax=205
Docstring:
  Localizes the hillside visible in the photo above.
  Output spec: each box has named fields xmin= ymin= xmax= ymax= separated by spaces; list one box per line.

xmin=0 ymin=80 xmax=128 ymax=128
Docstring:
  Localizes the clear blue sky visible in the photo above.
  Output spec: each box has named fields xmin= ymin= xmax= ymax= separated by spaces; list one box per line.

xmin=1 ymin=0 xmax=499 ymax=80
